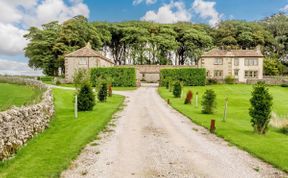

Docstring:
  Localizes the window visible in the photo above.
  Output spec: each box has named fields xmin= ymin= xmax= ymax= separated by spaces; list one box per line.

xmin=234 ymin=58 xmax=239 ymax=66
xmin=214 ymin=70 xmax=223 ymax=77
xmin=79 ymin=59 xmax=87 ymax=65
xmin=244 ymin=59 xmax=258 ymax=66
xmin=234 ymin=69 xmax=239 ymax=76
xmin=245 ymin=71 xmax=258 ymax=78
xmin=214 ymin=58 xmax=223 ymax=65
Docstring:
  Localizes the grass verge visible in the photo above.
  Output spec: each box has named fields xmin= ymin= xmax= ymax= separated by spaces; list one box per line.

xmin=0 ymin=88 xmax=124 ymax=178
xmin=159 ymin=84 xmax=288 ymax=172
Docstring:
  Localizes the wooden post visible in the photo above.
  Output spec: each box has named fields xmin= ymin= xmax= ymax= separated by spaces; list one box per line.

xmin=74 ymin=95 xmax=78 ymax=119
xmin=223 ymin=97 xmax=228 ymax=122
xmin=210 ymin=119 xmax=216 ymax=133
xmin=195 ymin=92 xmax=199 ymax=108
xmin=167 ymin=99 xmax=170 ymax=105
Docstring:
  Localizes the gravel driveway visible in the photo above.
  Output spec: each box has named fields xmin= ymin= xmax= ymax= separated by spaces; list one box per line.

xmin=62 ymin=84 xmax=286 ymax=178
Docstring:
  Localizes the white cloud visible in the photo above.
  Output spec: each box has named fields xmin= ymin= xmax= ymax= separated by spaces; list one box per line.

xmin=0 ymin=24 xmax=28 ymax=55
xmin=133 ymin=0 xmax=157 ymax=6
xmin=192 ymin=0 xmax=222 ymax=27
xmin=0 ymin=0 xmax=90 ymax=55
xmin=141 ymin=1 xmax=192 ymax=23
xmin=280 ymin=5 xmax=288 ymax=12
xmin=0 ymin=59 xmax=42 ymax=76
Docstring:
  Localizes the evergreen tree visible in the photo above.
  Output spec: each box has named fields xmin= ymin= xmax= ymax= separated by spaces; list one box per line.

xmin=173 ymin=81 xmax=182 ymax=98
xmin=201 ymin=89 xmax=216 ymax=114
xmin=77 ymin=83 xmax=95 ymax=111
xmin=249 ymin=82 xmax=273 ymax=134
xmin=98 ymin=82 xmax=108 ymax=102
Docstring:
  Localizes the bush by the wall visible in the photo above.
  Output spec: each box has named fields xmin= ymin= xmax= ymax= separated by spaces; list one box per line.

xmin=206 ymin=78 xmax=218 ymax=85
xmin=160 ymin=68 xmax=206 ymax=86
xmin=90 ymin=67 xmax=136 ymax=87
xmin=224 ymin=75 xmax=235 ymax=84
xmin=77 ymin=83 xmax=95 ymax=111
xmin=173 ymin=81 xmax=182 ymax=98
xmin=281 ymin=83 xmax=288 ymax=87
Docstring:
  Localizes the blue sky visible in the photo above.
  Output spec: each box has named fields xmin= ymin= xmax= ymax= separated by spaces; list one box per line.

xmin=85 ymin=0 xmax=287 ymax=22
xmin=0 ymin=0 xmax=287 ymax=75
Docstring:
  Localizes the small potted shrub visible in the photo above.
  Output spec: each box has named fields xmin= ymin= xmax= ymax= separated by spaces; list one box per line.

xmin=184 ymin=90 xmax=193 ymax=104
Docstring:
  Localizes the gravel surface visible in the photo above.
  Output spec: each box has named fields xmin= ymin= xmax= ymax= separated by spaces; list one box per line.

xmin=62 ymin=84 xmax=287 ymax=178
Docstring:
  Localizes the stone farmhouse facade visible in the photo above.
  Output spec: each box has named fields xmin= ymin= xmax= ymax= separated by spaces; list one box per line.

xmin=199 ymin=47 xmax=264 ymax=83
xmin=65 ymin=43 xmax=114 ymax=82
xmin=65 ymin=44 xmax=264 ymax=83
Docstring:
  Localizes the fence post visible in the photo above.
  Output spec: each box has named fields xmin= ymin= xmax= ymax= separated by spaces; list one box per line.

xmin=74 ymin=95 xmax=78 ymax=119
xmin=210 ymin=119 xmax=216 ymax=133
xmin=223 ymin=97 xmax=228 ymax=122
xmin=195 ymin=92 xmax=199 ymax=108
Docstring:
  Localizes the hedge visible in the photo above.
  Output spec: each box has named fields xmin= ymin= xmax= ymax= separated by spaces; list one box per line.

xmin=160 ymin=68 xmax=206 ymax=86
xmin=90 ymin=67 xmax=136 ymax=87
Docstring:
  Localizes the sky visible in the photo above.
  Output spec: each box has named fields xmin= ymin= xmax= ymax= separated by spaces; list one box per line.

xmin=0 ymin=0 xmax=287 ymax=75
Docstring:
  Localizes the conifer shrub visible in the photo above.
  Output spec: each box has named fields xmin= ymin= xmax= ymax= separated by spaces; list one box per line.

xmin=224 ymin=75 xmax=235 ymax=84
xmin=184 ymin=90 xmax=193 ymax=104
xmin=98 ymin=82 xmax=108 ymax=102
xmin=77 ymin=83 xmax=95 ymax=111
xmin=201 ymin=89 xmax=216 ymax=114
xmin=173 ymin=81 xmax=182 ymax=98
xmin=249 ymin=82 xmax=273 ymax=134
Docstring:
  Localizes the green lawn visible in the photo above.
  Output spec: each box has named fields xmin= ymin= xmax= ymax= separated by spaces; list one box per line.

xmin=159 ymin=84 xmax=288 ymax=172
xmin=0 ymin=89 xmax=124 ymax=178
xmin=0 ymin=83 xmax=42 ymax=111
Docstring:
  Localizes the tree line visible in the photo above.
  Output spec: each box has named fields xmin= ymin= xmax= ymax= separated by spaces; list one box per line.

xmin=24 ymin=14 xmax=288 ymax=76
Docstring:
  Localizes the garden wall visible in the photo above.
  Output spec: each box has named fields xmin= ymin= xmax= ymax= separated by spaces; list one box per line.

xmin=247 ymin=76 xmax=288 ymax=85
xmin=0 ymin=77 xmax=54 ymax=160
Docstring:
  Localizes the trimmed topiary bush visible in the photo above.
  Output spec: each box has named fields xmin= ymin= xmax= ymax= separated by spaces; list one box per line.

xmin=77 ymin=83 xmax=95 ymax=111
xmin=249 ymin=82 xmax=273 ymax=134
xmin=173 ymin=81 xmax=182 ymax=98
xmin=184 ymin=90 xmax=193 ymax=104
xmin=98 ymin=82 xmax=108 ymax=102
xmin=201 ymin=89 xmax=216 ymax=114
xmin=90 ymin=67 xmax=136 ymax=87
xmin=160 ymin=68 xmax=206 ymax=86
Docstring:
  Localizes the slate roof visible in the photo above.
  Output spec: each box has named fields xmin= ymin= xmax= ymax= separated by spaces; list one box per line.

xmin=65 ymin=43 xmax=114 ymax=64
xmin=202 ymin=48 xmax=263 ymax=58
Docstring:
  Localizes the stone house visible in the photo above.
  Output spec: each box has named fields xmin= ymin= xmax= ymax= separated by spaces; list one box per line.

xmin=65 ymin=43 xmax=114 ymax=82
xmin=199 ymin=47 xmax=264 ymax=82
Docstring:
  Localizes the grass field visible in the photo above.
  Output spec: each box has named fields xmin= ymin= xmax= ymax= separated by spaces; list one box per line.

xmin=159 ymin=84 xmax=288 ymax=172
xmin=0 ymin=89 xmax=124 ymax=178
xmin=0 ymin=83 xmax=42 ymax=111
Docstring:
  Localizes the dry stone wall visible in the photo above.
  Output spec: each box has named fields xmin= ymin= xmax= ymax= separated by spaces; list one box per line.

xmin=0 ymin=77 xmax=54 ymax=160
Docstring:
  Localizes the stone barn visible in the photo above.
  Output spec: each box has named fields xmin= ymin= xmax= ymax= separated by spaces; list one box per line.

xmin=65 ymin=43 xmax=114 ymax=82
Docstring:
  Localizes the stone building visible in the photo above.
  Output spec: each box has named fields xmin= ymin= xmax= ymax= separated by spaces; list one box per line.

xmin=65 ymin=43 xmax=114 ymax=82
xmin=199 ymin=47 xmax=264 ymax=82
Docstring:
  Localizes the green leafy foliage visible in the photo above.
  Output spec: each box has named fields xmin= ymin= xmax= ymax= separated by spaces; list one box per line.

xmin=224 ymin=75 xmax=235 ymax=84
xmin=98 ymin=82 xmax=108 ymax=102
xmin=264 ymin=57 xmax=284 ymax=76
xmin=160 ymin=68 xmax=206 ymax=86
xmin=201 ymin=89 xmax=216 ymax=114
xmin=90 ymin=67 xmax=136 ymax=87
xmin=249 ymin=82 xmax=273 ymax=134
xmin=173 ymin=81 xmax=182 ymax=98
xmin=184 ymin=90 xmax=193 ymax=104
xmin=77 ymin=83 xmax=95 ymax=111
xmin=72 ymin=69 xmax=90 ymax=89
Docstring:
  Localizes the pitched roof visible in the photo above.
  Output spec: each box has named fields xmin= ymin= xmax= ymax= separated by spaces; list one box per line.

xmin=65 ymin=43 xmax=114 ymax=64
xmin=202 ymin=48 xmax=263 ymax=58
